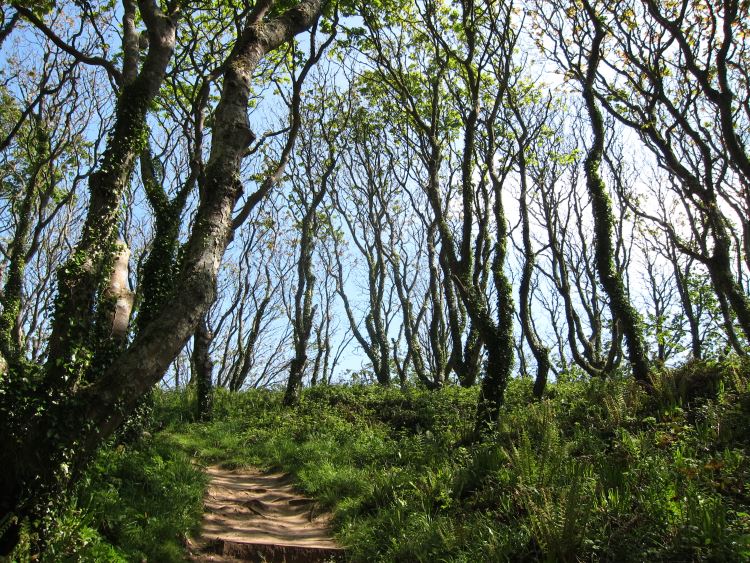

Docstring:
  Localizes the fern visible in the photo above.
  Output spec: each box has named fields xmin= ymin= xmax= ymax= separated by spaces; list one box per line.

xmin=523 ymin=462 xmax=595 ymax=562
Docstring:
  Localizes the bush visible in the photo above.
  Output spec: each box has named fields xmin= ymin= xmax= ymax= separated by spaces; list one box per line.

xmin=40 ymin=357 xmax=750 ymax=561
xmin=161 ymin=362 xmax=750 ymax=562
xmin=40 ymin=433 xmax=206 ymax=562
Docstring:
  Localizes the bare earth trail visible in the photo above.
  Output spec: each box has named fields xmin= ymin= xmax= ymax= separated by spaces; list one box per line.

xmin=188 ymin=465 xmax=345 ymax=562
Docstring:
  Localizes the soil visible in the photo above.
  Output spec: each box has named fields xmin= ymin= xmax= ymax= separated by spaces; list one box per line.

xmin=187 ymin=465 xmax=345 ymax=563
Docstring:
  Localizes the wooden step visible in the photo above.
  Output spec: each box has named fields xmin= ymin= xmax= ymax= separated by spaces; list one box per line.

xmin=208 ymin=538 xmax=346 ymax=562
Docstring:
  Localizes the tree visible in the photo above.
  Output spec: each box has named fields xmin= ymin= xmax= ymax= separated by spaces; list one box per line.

xmin=0 ymin=22 xmax=104 ymax=371
xmin=328 ymin=105 xmax=398 ymax=387
xmin=534 ymin=0 xmax=651 ymax=384
xmin=508 ymin=87 xmax=554 ymax=397
xmin=0 ymin=0 xmax=329 ymax=552
xmin=530 ymin=118 xmax=624 ymax=379
xmin=569 ymin=0 xmax=750 ymax=349
xmin=214 ymin=206 xmax=291 ymax=392
xmin=285 ymin=64 xmax=345 ymax=405
xmin=359 ymin=0 xmax=523 ymax=431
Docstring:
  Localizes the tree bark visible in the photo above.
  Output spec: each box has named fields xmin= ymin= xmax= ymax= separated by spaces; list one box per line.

xmin=580 ymin=1 xmax=650 ymax=385
xmin=45 ymin=0 xmax=178 ymax=390
xmin=517 ymin=141 xmax=551 ymax=398
xmin=192 ymin=316 xmax=214 ymax=421
xmin=0 ymin=0 xmax=327 ymax=552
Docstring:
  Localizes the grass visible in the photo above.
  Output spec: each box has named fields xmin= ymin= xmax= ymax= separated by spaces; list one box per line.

xmin=33 ymin=431 xmax=206 ymax=562
xmin=33 ymin=355 xmax=750 ymax=561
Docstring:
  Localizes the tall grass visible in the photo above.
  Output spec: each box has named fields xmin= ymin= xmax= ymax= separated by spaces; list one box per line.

xmin=160 ymin=356 xmax=750 ymax=561
xmin=32 ymin=421 xmax=206 ymax=562
xmin=34 ymin=356 xmax=750 ymax=561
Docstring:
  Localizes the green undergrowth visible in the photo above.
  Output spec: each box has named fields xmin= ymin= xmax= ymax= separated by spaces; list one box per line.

xmin=34 ymin=431 xmax=206 ymax=562
xmin=156 ymin=356 xmax=750 ymax=562
xmin=33 ymin=356 xmax=750 ymax=561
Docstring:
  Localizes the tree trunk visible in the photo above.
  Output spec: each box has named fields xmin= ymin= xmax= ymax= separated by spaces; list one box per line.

xmin=0 ymin=0 xmax=327 ymax=552
xmin=580 ymin=4 xmax=650 ymax=385
xmin=516 ymin=127 xmax=551 ymax=398
xmin=192 ymin=317 xmax=214 ymax=421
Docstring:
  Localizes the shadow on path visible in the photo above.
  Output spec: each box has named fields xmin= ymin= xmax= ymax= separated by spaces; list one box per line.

xmin=188 ymin=466 xmax=345 ymax=562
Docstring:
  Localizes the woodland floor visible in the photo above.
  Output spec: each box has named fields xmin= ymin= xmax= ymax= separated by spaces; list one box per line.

xmin=187 ymin=465 xmax=345 ymax=563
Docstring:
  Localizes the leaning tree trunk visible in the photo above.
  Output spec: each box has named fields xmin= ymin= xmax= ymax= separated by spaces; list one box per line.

xmin=0 ymin=1 xmax=327 ymax=554
xmin=0 ymin=4 xmax=179 ymax=551
xmin=580 ymin=4 xmax=650 ymax=385
xmin=44 ymin=6 xmax=178 ymax=391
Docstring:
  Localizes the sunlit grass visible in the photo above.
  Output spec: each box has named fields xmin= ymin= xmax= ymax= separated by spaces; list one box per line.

xmin=39 ymin=355 xmax=750 ymax=561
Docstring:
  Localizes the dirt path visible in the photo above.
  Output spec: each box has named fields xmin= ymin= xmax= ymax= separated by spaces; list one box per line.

xmin=188 ymin=465 xmax=345 ymax=562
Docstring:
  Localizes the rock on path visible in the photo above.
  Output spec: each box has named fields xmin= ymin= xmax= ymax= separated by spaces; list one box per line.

xmin=188 ymin=465 xmax=345 ymax=562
